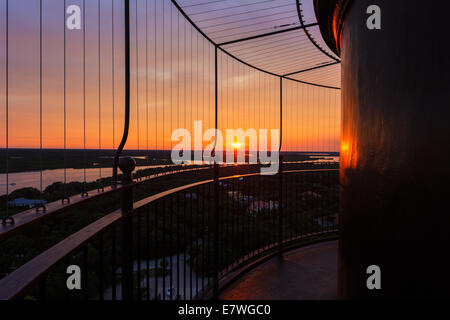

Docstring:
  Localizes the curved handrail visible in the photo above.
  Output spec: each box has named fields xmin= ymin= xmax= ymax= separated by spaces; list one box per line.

xmin=0 ymin=165 xmax=213 ymax=243
xmin=0 ymin=0 xmax=341 ymax=242
xmin=0 ymin=177 xmax=215 ymax=300
xmin=0 ymin=168 xmax=338 ymax=300
xmin=0 ymin=209 xmax=123 ymax=300
xmin=132 ymin=168 xmax=339 ymax=210
xmin=296 ymin=0 xmax=341 ymax=63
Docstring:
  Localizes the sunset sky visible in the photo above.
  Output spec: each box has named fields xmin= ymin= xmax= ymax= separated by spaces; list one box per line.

xmin=0 ymin=0 xmax=340 ymax=152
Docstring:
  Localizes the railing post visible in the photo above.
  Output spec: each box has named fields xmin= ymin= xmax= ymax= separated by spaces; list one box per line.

xmin=119 ymin=156 xmax=135 ymax=300
xmin=212 ymin=45 xmax=220 ymax=299
xmin=113 ymin=0 xmax=131 ymax=187
xmin=213 ymin=162 xmax=219 ymax=299
xmin=278 ymin=155 xmax=283 ymax=257
xmin=278 ymin=76 xmax=283 ymax=257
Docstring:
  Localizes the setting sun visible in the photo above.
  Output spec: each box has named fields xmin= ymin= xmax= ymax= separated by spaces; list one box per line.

xmin=232 ymin=142 xmax=242 ymax=149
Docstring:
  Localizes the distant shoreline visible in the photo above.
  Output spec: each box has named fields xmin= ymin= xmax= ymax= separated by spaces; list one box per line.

xmin=0 ymin=148 xmax=339 ymax=174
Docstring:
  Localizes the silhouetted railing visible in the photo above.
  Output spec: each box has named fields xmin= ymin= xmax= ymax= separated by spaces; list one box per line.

xmin=1 ymin=0 xmax=340 ymax=223
xmin=0 ymin=0 xmax=341 ymax=300
xmin=0 ymin=159 xmax=338 ymax=300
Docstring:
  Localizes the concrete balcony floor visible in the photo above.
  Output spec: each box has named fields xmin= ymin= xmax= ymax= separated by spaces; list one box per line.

xmin=220 ymin=240 xmax=338 ymax=300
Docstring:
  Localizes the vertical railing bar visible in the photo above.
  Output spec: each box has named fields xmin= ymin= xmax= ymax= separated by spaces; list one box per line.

xmin=195 ymin=187 xmax=199 ymax=298
xmin=258 ymin=177 xmax=262 ymax=252
xmin=4 ymin=0 xmax=9 ymax=222
xmin=190 ymin=186 xmax=193 ymax=300
xmin=99 ymin=233 xmax=104 ymax=300
xmin=290 ymin=173 xmax=293 ymax=239
xmin=201 ymin=184 xmax=205 ymax=296
xmin=269 ymin=174 xmax=273 ymax=250
xmin=251 ymin=176 xmax=255 ymax=257
xmin=146 ymin=205 xmax=150 ymax=300
xmin=231 ymin=178 xmax=235 ymax=268
xmin=237 ymin=178 xmax=241 ymax=264
xmin=112 ymin=223 xmax=117 ymax=300
xmin=162 ymin=198 xmax=166 ymax=300
xmin=278 ymin=76 xmax=284 ymax=257
xmin=224 ymin=178 xmax=227 ymax=270
xmin=212 ymin=44 xmax=219 ymax=294
xmin=63 ymin=0 xmax=67 ymax=202
xmin=227 ymin=178 xmax=231 ymax=272
xmin=183 ymin=190 xmax=187 ymax=300
xmin=321 ymin=172 xmax=324 ymax=234
xmin=265 ymin=176 xmax=268 ymax=251
xmin=235 ymin=178 xmax=239 ymax=264
xmin=286 ymin=170 xmax=290 ymax=240
xmin=220 ymin=179 xmax=224 ymax=279
xmin=137 ymin=210 xmax=142 ymax=300
xmin=318 ymin=172 xmax=325 ymax=233
xmin=242 ymin=178 xmax=246 ymax=262
xmin=247 ymin=177 xmax=251 ymax=258
xmin=252 ymin=176 xmax=255 ymax=256
xmin=207 ymin=183 xmax=211 ymax=289
xmin=155 ymin=202 xmax=159 ymax=300
xmin=119 ymin=157 xmax=135 ymax=300
xmin=248 ymin=176 xmax=252 ymax=258
xmin=294 ymin=173 xmax=297 ymax=239
xmin=39 ymin=0 xmax=44 ymax=207
xmin=264 ymin=176 xmax=267 ymax=253
xmin=246 ymin=177 xmax=250 ymax=259
xmin=213 ymin=164 xmax=219 ymax=299
xmin=284 ymin=173 xmax=287 ymax=241
xmin=112 ymin=0 xmax=116 ymax=152
xmin=254 ymin=176 xmax=258 ymax=257
xmin=170 ymin=195 xmax=173 ymax=300
xmin=294 ymin=173 xmax=298 ymax=238
xmin=326 ymin=171 xmax=329 ymax=233
xmin=240 ymin=178 xmax=244 ymax=263
xmin=98 ymin=0 xmax=103 ymax=193
xmin=243 ymin=177 xmax=246 ymax=260
xmin=300 ymin=173 xmax=303 ymax=237
xmin=64 ymin=256 xmax=69 ymax=301
xmin=245 ymin=177 xmax=249 ymax=261
xmin=258 ymin=176 xmax=262 ymax=255
xmin=327 ymin=171 xmax=330 ymax=233
xmin=306 ymin=173 xmax=310 ymax=235
xmin=135 ymin=0 xmax=140 ymax=152
xmin=266 ymin=175 xmax=270 ymax=250
xmin=177 ymin=190 xmax=180 ymax=299
xmin=82 ymin=0 xmax=88 ymax=196
xmin=83 ymin=245 xmax=88 ymax=300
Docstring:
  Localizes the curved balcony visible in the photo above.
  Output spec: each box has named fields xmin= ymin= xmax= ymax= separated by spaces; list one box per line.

xmin=220 ymin=240 xmax=337 ymax=300
xmin=0 ymin=0 xmax=341 ymax=301
xmin=0 ymin=165 xmax=338 ymax=300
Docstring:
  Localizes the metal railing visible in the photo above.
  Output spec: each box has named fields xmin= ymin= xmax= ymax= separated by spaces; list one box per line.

xmin=0 ymin=0 xmax=341 ymax=300
xmin=1 ymin=0 xmax=340 ymax=225
xmin=0 ymin=163 xmax=216 ymax=243
xmin=0 ymin=158 xmax=338 ymax=300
